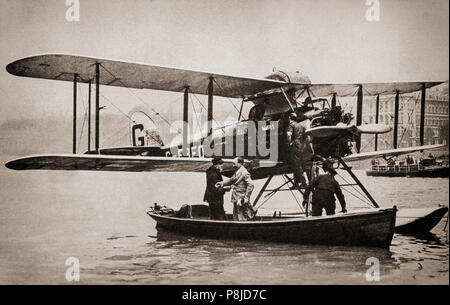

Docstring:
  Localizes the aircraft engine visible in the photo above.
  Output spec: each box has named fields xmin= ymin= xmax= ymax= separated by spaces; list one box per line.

xmin=310 ymin=106 xmax=355 ymax=159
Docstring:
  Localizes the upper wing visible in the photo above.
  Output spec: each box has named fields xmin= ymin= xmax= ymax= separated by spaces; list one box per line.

xmin=6 ymin=54 xmax=285 ymax=98
xmin=305 ymin=82 xmax=443 ymax=97
xmin=7 ymin=54 xmax=444 ymax=100
xmin=342 ymin=144 xmax=446 ymax=162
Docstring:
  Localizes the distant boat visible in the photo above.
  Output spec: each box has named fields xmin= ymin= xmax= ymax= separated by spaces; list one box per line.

xmin=147 ymin=204 xmax=397 ymax=248
xmin=366 ymin=154 xmax=449 ymax=177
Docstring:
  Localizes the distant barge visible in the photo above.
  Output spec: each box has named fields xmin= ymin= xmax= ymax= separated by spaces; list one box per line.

xmin=367 ymin=155 xmax=449 ymax=177
xmin=366 ymin=164 xmax=449 ymax=177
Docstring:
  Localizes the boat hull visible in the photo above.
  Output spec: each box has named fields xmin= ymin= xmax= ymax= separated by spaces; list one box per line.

xmin=395 ymin=206 xmax=448 ymax=234
xmin=148 ymin=207 xmax=397 ymax=248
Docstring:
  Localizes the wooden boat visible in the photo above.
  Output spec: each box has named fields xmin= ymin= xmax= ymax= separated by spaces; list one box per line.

xmin=147 ymin=204 xmax=397 ymax=248
xmin=395 ymin=206 xmax=449 ymax=234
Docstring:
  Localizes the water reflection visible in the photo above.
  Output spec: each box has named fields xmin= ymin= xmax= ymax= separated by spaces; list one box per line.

xmin=93 ymin=226 xmax=450 ymax=284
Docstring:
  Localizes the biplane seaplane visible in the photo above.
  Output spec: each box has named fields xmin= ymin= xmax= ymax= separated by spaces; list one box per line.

xmin=5 ymin=54 xmax=447 ymax=248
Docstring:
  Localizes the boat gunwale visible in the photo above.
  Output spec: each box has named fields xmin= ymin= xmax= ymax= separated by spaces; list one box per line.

xmin=147 ymin=207 xmax=396 ymax=226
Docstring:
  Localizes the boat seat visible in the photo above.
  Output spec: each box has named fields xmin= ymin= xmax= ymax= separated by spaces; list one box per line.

xmin=174 ymin=204 xmax=210 ymax=218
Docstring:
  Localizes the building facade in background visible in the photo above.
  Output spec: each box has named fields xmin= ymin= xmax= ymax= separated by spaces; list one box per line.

xmin=361 ymin=82 xmax=448 ymax=152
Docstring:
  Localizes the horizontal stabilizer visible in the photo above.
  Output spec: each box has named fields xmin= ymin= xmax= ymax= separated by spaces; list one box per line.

xmin=306 ymin=123 xmax=391 ymax=138
xmin=356 ymin=124 xmax=392 ymax=134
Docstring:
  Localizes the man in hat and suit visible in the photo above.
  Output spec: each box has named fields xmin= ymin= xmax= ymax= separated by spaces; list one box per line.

xmin=216 ymin=157 xmax=255 ymax=221
xmin=203 ymin=157 xmax=229 ymax=220
xmin=303 ymin=160 xmax=347 ymax=216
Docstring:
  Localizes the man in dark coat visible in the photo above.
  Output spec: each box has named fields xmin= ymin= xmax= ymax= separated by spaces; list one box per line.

xmin=203 ymin=157 xmax=228 ymax=220
xmin=303 ymin=160 xmax=347 ymax=216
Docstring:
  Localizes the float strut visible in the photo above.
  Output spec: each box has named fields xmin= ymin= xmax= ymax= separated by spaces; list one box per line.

xmin=252 ymin=175 xmax=273 ymax=207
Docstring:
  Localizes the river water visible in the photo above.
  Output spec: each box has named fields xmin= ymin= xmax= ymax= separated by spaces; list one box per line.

xmin=0 ymin=155 xmax=448 ymax=284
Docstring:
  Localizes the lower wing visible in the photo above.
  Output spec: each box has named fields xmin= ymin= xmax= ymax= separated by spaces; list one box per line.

xmin=342 ymin=144 xmax=446 ymax=162
xmin=4 ymin=154 xmax=282 ymax=179
xmin=5 ymin=154 xmax=234 ymax=172
xmin=5 ymin=144 xmax=443 ymax=177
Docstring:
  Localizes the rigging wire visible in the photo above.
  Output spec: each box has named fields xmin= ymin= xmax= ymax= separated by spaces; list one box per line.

xmin=76 ymin=83 xmax=88 ymax=153
xmin=99 ymin=91 xmax=162 ymax=145
xmin=189 ymin=92 xmax=204 ymax=139
xmin=282 ymin=175 xmax=305 ymax=212
xmin=212 ymin=78 xmax=241 ymax=114
xmin=397 ymin=92 xmax=420 ymax=147
xmin=189 ymin=89 xmax=226 ymax=135
xmin=335 ymin=172 xmax=374 ymax=207
xmin=340 ymin=187 xmax=374 ymax=208
xmin=99 ymin=63 xmax=178 ymax=133
xmin=214 ymin=77 xmax=266 ymax=124
xmin=106 ymin=127 xmax=132 ymax=147
xmin=255 ymin=188 xmax=277 ymax=210
xmin=360 ymin=136 xmax=375 ymax=152
xmin=101 ymin=117 xmax=131 ymax=145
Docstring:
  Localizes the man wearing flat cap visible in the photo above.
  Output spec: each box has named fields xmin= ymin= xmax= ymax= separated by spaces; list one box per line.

xmin=203 ymin=157 xmax=229 ymax=220
xmin=303 ymin=160 xmax=347 ymax=216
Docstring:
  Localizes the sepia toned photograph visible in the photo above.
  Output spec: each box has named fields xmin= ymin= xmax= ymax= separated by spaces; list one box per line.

xmin=0 ymin=0 xmax=448 ymax=289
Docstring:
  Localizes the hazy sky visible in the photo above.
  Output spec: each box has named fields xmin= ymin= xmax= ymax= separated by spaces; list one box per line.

xmin=0 ymin=0 xmax=448 ymax=124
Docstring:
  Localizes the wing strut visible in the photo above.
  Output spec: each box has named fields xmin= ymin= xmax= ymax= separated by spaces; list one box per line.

xmin=95 ymin=62 xmax=100 ymax=152
xmin=374 ymin=94 xmax=380 ymax=151
xmin=207 ymin=77 xmax=213 ymax=136
xmin=393 ymin=90 xmax=400 ymax=149
xmin=73 ymin=74 xmax=78 ymax=154
xmin=183 ymin=86 xmax=189 ymax=156
xmin=88 ymin=80 xmax=92 ymax=152
xmin=355 ymin=85 xmax=363 ymax=152
xmin=238 ymin=99 xmax=244 ymax=121
xmin=419 ymin=83 xmax=426 ymax=146
xmin=280 ymin=87 xmax=295 ymax=112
